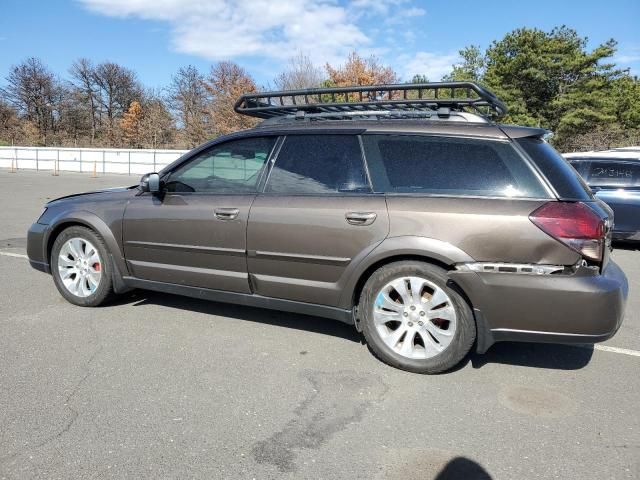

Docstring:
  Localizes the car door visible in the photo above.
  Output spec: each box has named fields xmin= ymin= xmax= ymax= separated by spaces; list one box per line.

xmin=246 ymin=133 xmax=389 ymax=307
xmin=122 ymin=136 xmax=278 ymax=293
xmin=582 ymin=159 xmax=640 ymax=236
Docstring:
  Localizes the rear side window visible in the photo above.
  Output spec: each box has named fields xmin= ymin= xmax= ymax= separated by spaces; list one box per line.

xmin=362 ymin=134 xmax=548 ymax=198
xmin=585 ymin=160 xmax=640 ymax=188
xmin=266 ymin=135 xmax=370 ymax=194
xmin=517 ymin=138 xmax=593 ymax=200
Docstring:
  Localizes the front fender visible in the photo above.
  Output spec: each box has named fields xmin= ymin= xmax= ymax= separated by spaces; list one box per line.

xmin=337 ymin=235 xmax=475 ymax=309
xmin=43 ymin=210 xmax=128 ymax=278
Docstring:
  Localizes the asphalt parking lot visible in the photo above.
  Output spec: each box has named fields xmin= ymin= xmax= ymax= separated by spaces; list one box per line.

xmin=0 ymin=169 xmax=638 ymax=480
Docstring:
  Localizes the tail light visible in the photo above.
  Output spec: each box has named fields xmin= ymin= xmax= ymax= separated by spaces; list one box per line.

xmin=529 ymin=202 xmax=606 ymax=261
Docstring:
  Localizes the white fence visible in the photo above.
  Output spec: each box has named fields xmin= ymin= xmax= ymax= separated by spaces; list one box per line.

xmin=0 ymin=146 xmax=190 ymax=175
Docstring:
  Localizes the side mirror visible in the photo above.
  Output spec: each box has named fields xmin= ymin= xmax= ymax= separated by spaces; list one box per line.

xmin=140 ymin=173 xmax=161 ymax=193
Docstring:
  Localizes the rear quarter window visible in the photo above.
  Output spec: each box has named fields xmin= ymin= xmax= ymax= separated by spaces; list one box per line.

xmin=362 ymin=134 xmax=549 ymax=198
xmin=517 ymin=138 xmax=593 ymax=200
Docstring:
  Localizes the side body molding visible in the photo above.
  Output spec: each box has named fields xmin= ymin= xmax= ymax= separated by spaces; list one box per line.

xmin=337 ymin=235 xmax=475 ymax=309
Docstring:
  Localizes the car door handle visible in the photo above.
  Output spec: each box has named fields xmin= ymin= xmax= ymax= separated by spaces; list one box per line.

xmin=214 ymin=208 xmax=240 ymax=220
xmin=345 ymin=212 xmax=377 ymax=226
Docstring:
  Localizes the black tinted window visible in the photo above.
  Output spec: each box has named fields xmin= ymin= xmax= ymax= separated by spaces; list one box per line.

xmin=585 ymin=160 xmax=640 ymax=187
xmin=517 ymin=137 xmax=593 ymax=200
xmin=266 ymin=135 xmax=369 ymax=194
xmin=363 ymin=134 xmax=548 ymax=198
xmin=166 ymin=137 xmax=276 ymax=193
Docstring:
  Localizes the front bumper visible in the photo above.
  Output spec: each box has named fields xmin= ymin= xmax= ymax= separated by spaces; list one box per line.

xmin=449 ymin=260 xmax=628 ymax=353
xmin=27 ymin=222 xmax=50 ymax=273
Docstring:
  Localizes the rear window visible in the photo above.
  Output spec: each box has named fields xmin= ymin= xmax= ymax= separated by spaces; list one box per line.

xmin=362 ymin=134 xmax=548 ymax=198
xmin=517 ymin=138 xmax=593 ymax=200
xmin=585 ymin=159 xmax=640 ymax=188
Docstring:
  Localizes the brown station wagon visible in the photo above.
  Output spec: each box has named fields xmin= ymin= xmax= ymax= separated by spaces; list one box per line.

xmin=27 ymin=82 xmax=628 ymax=373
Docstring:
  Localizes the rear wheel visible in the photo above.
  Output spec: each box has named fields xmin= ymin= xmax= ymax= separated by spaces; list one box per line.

xmin=51 ymin=226 xmax=115 ymax=307
xmin=359 ymin=261 xmax=475 ymax=374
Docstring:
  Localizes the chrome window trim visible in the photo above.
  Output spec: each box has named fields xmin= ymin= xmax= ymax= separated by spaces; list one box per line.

xmin=456 ymin=262 xmax=565 ymax=275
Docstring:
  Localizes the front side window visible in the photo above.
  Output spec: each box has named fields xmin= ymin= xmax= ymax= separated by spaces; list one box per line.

xmin=363 ymin=134 xmax=549 ymax=198
xmin=585 ymin=160 xmax=640 ymax=188
xmin=265 ymin=135 xmax=370 ymax=194
xmin=165 ymin=137 xmax=276 ymax=193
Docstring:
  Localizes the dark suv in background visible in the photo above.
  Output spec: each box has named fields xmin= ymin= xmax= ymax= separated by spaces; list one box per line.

xmin=27 ymin=82 xmax=628 ymax=373
xmin=565 ymin=148 xmax=640 ymax=242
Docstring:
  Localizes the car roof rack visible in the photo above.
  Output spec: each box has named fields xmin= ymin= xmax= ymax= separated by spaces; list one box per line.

xmin=234 ymin=81 xmax=508 ymax=123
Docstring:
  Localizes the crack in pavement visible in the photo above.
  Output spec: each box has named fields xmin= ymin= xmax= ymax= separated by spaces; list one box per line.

xmin=251 ymin=370 xmax=388 ymax=473
xmin=0 ymin=319 xmax=103 ymax=467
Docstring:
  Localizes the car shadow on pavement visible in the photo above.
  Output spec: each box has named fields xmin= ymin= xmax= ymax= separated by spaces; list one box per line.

xmin=613 ymin=241 xmax=640 ymax=251
xmin=469 ymin=342 xmax=594 ymax=370
xmin=114 ymin=291 xmax=596 ymax=368
xmin=117 ymin=290 xmax=363 ymax=343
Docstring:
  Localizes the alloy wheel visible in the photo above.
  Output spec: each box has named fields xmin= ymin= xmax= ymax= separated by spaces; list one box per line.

xmin=57 ymin=237 xmax=102 ymax=298
xmin=373 ymin=276 xmax=457 ymax=359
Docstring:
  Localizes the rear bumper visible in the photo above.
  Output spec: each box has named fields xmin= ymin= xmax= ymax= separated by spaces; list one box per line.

xmin=449 ymin=260 xmax=628 ymax=353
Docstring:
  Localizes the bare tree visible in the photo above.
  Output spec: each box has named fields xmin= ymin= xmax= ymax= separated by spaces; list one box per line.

xmin=0 ymin=57 xmax=61 ymax=144
xmin=92 ymin=62 xmax=141 ymax=145
xmin=141 ymin=90 xmax=175 ymax=149
xmin=168 ymin=66 xmax=211 ymax=147
xmin=274 ymin=53 xmax=324 ymax=91
xmin=205 ymin=61 xmax=259 ymax=136
xmin=0 ymin=99 xmax=21 ymax=145
xmin=57 ymin=87 xmax=92 ymax=146
xmin=69 ymin=58 xmax=99 ymax=144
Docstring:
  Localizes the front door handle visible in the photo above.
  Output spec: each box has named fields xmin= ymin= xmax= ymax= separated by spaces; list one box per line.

xmin=345 ymin=212 xmax=377 ymax=226
xmin=215 ymin=208 xmax=240 ymax=220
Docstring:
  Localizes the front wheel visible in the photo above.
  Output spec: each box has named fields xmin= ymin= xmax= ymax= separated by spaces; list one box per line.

xmin=359 ymin=261 xmax=475 ymax=374
xmin=51 ymin=226 xmax=115 ymax=307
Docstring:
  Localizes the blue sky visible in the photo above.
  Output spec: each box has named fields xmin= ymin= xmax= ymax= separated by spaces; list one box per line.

xmin=1 ymin=0 xmax=638 ymax=88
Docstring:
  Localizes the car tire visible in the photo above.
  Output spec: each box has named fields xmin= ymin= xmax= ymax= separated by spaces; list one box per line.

xmin=51 ymin=225 xmax=115 ymax=307
xmin=359 ymin=261 xmax=475 ymax=374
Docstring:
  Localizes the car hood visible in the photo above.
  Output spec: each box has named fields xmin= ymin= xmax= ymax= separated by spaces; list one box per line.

xmin=46 ymin=186 xmax=137 ymax=206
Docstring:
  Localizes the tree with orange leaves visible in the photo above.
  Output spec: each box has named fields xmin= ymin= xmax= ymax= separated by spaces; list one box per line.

xmin=205 ymin=61 xmax=259 ymax=136
xmin=325 ymin=52 xmax=398 ymax=87
xmin=120 ymin=100 xmax=144 ymax=147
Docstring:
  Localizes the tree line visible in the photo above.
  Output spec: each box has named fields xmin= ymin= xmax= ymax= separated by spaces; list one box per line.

xmin=1 ymin=26 xmax=638 ymax=152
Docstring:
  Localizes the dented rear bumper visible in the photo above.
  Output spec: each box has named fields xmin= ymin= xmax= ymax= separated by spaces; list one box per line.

xmin=449 ymin=260 xmax=628 ymax=353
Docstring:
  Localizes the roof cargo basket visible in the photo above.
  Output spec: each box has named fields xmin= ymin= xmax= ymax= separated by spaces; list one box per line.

xmin=234 ymin=81 xmax=507 ymax=121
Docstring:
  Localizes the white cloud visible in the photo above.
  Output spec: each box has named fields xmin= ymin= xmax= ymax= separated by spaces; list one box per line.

xmin=400 ymin=51 xmax=460 ymax=81
xmin=616 ymin=55 xmax=640 ymax=63
xmin=79 ymin=0 xmax=432 ymax=69
xmin=611 ymin=44 xmax=640 ymax=74
xmin=79 ymin=0 xmax=375 ymax=66
xmin=348 ymin=0 xmax=425 ymax=25
xmin=385 ymin=7 xmax=426 ymax=25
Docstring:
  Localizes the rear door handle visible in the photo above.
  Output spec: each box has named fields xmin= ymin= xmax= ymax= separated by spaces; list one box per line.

xmin=345 ymin=212 xmax=377 ymax=226
xmin=215 ymin=208 xmax=240 ymax=220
